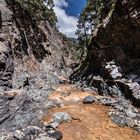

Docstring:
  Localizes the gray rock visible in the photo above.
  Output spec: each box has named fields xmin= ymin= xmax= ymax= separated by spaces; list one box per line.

xmin=109 ymin=103 xmax=140 ymax=132
xmin=52 ymin=112 xmax=71 ymax=124
xmin=24 ymin=126 xmax=43 ymax=136
xmin=13 ymin=130 xmax=25 ymax=139
xmin=117 ymin=79 xmax=140 ymax=101
xmin=125 ymin=110 xmax=137 ymax=118
xmin=111 ymin=114 xmax=127 ymax=127
xmin=0 ymin=41 xmax=14 ymax=92
xmin=50 ymin=122 xmax=59 ymax=128
xmin=108 ymin=85 xmax=122 ymax=97
xmin=110 ymin=67 xmax=122 ymax=79
xmin=83 ymin=96 xmax=96 ymax=104
xmin=105 ymin=61 xmax=122 ymax=79
xmin=35 ymin=135 xmax=56 ymax=140
xmin=98 ymin=97 xmax=117 ymax=106
xmin=0 ymin=90 xmax=44 ymax=130
xmin=48 ymin=131 xmax=63 ymax=140
xmin=22 ymin=135 xmax=31 ymax=140
xmin=0 ymin=0 xmax=13 ymax=23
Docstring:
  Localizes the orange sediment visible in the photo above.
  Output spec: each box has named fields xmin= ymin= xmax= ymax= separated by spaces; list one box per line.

xmin=42 ymin=84 xmax=140 ymax=140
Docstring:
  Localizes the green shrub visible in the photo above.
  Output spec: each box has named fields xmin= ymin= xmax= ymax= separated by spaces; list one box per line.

xmin=14 ymin=0 xmax=57 ymax=27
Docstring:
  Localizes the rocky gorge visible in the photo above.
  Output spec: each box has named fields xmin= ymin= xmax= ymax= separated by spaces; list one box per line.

xmin=0 ymin=0 xmax=140 ymax=140
xmin=71 ymin=0 xmax=140 ymax=133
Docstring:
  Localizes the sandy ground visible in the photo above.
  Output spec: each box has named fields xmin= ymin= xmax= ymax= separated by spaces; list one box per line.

xmin=42 ymin=84 xmax=140 ymax=140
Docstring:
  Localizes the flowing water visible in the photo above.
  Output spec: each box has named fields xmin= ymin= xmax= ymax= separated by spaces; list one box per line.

xmin=42 ymin=84 xmax=140 ymax=140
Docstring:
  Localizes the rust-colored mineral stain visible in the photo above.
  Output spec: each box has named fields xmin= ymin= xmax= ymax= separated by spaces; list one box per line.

xmin=42 ymin=84 xmax=140 ymax=140
xmin=49 ymin=84 xmax=96 ymax=104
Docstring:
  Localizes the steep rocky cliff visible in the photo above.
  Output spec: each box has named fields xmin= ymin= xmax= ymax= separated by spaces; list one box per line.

xmin=0 ymin=0 xmax=73 ymax=133
xmin=0 ymin=0 xmax=140 ymax=139
xmin=73 ymin=0 xmax=140 ymax=77
xmin=90 ymin=0 xmax=140 ymax=75
xmin=71 ymin=0 xmax=140 ymax=131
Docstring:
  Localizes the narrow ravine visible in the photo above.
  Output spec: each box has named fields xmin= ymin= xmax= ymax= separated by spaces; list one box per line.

xmin=0 ymin=0 xmax=139 ymax=139
xmin=42 ymin=84 xmax=140 ymax=140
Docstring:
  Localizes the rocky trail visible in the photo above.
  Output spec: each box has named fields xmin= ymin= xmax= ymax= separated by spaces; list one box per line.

xmin=0 ymin=0 xmax=140 ymax=139
xmin=42 ymin=84 xmax=140 ymax=140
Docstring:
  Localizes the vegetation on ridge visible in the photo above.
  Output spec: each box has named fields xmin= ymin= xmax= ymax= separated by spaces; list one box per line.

xmin=10 ymin=0 xmax=57 ymax=27
xmin=76 ymin=0 xmax=116 ymax=59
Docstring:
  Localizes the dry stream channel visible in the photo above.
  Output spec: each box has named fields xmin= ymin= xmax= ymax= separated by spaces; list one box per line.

xmin=42 ymin=84 xmax=140 ymax=140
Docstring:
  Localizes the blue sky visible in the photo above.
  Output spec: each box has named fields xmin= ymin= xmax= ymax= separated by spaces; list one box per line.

xmin=65 ymin=0 xmax=86 ymax=17
xmin=54 ymin=0 xmax=86 ymax=38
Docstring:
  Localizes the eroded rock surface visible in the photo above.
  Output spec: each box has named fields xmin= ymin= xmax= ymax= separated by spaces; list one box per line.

xmin=0 ymin=0 xmax=71 ymax=133
xmin=71 ymin=0 xmax=140 ymax=131
xmin=0 ymin=0 xmax=140 ymax=139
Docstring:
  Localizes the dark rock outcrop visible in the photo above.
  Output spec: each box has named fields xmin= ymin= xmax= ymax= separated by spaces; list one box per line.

xmin=72 ymin=0 xmax=140 ymax=102
xmin=0 ymin=43 xmax=14 ymax=91
xmin=0 ymin=0 xmax=14 ymax=92
xmin=71 ymin=0 xmax=140 ymax=131
xmin=72 ymin=0 xmax=140 ymax=79
xmin=0 ymin=0 xmax=72 ymax=132
xmin=89 ymin=0 xmax=140 ymax=75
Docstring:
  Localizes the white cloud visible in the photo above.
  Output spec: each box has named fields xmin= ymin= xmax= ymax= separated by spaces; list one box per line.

xmin=54 ymin=0 xmax=68 ymax=7
xmin=54 ymin=0 xmax=78 ymax=38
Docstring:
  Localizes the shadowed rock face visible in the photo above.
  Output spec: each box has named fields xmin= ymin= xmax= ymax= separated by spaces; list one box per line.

xmin=71 ymin=0 xmax=140 ymax=92
xmin=89 ymin=0 xmax=140 ymax=75
xmin=0 ymin=45 xmax=14 ymax=91
xmin=70 ymin=0 xmax=140 ymax=130
xmin=0 ymin=0 xmax=14 ymax=92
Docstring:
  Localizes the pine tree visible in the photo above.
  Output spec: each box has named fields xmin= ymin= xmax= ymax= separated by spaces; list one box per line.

xmin=44 ymin=0 xmax=57 ymax=27
xmin=14 ymin=0 xmax=57 ymax=27
xmin=76 ymin=0 xmax=115 ymax=48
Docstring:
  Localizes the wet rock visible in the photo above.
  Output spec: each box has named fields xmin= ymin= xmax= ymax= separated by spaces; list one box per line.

xmin=83 ymin=96 xmax=96 ymax=104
